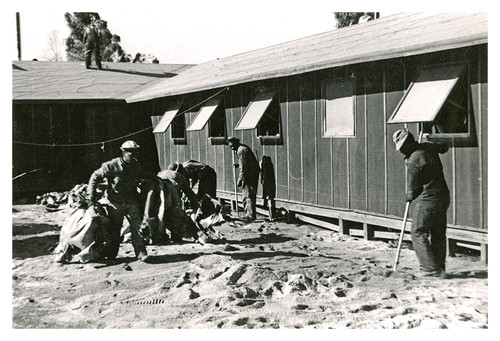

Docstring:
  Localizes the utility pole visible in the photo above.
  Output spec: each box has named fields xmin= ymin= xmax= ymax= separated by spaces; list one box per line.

xmin=16 ymin=12 xmax=21 ymax=61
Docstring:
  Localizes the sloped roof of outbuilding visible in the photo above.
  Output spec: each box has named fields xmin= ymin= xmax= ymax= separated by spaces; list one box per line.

xmin=126 ymin=12 xmax=487 ymax=103
xmin=12 ymin=61 xmax=194 ymax=101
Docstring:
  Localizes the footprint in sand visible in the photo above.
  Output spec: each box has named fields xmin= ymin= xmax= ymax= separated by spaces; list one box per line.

xmin=208 ymin=267 xmax=230 ymax=280
xmin=189 ymin=289 xmax=200 ymax=299
xmin=263 ymin=281 xmax=284 ymax=296
xmin=334 ymin=288 xmax=346 ymax=297
xmin=293 ymin=304 xmax=309 ymax=310
xmin=236 ymin=299 xmax=258 ymax=307
xmin=233 ymin=317 xmax=249 ymax=326
xmin=349 ymin=303 xmax=380 ymax=313
xmin=234 ymin=287 xmax=260 ymax=299
xmin=224 ymin=245 xmax=239 ymax=252
xmin=176 ymin=271 xmax=200 ymax=288
xmin=227 ymin=264 xmax=248 ymax=285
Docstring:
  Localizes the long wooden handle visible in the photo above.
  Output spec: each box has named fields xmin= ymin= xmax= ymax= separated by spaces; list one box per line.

xmin=232 ymin=151 xmax=239 ymax=215
xmin=393 ymin=201 xmax=410 ymax=271
xmin=393 ymin=129 xmax=421 ymax=271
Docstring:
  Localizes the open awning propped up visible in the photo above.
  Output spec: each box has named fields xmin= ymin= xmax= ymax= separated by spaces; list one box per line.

xmin=153 ymin=103 xmax=182 ymax=133
xmin=235 ymin=90 xmax=275 ymax=130
xmin=388 ymin=63 xmax=464 ymax=124
xmin=186 ymin=97 xmax=222 ymax=131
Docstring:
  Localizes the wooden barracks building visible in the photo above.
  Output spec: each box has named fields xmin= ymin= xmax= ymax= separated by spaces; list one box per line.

xmin=13 ymin=13 xmax=488 ymax=260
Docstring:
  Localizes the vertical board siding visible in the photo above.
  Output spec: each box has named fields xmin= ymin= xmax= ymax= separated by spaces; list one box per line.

xmin=480 ymin=50 xmax=488 ymax=229
xmin=454 ymin=53 xmax=481 ymax=227
xmin=12 ymin=105 xmax=32 ymax=178
xmin=224 ymin=92 xmax=236 ymax=193
xmin=316 ymin=74 xmax=333 ymax=207
xmin=301 ymin=76 xmax=317 ymax=205
xmin=287 ymin=77 xmax=302 ymax=202
xmin=331 ymin=137 xmax=348 ymax=208
xmin=147 ymin=45 xmax=486 ymax=232
xmin=384 ymin=60 xmax=407 ymax=217
xmin=366 ymin=64 xmax=386 ymax=214
xmin=276 ymin=81 xmax=289 ymax=200
xmin=349 ymin=75 xmax=367 ymax=211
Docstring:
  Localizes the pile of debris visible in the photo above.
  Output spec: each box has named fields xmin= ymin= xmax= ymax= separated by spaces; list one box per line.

xmin=36 ymin=184 xmax=89 ymax=211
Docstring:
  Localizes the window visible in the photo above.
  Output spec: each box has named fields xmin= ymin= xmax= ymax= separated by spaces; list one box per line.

xmin=388 ymin=62 xmax=470 ymax=138
xmin=256 ymin=94 xmax=281 ymax=138
xmin=208 ymin=100 xmax=227 ymax=140
xmin=171 ymin=113 xmax=186 ymax=144
xmin=185 ymin=96 xmax=227 ymax=144
xmin=323 ymin=78 xmax=355 ymax=137
xmin=235 ymin=88 xmax=282 ymax=142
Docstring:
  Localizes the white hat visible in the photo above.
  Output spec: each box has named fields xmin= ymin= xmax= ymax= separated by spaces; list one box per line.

xmin=120 ymin=140 xmax=140 ymax=151
xmin=392 ymin=129 xmax=414 ymax=151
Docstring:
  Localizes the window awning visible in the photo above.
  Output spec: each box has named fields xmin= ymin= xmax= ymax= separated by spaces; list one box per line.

xmin=152 ymin=103 xmax=182 ymax=133
xmin=235 ymin=90 xmax=275 ymax=130
xmin=388 ymin=63 xmax=464 ymax=124
xmin=186 ymin=97 xmax=222 ymax=131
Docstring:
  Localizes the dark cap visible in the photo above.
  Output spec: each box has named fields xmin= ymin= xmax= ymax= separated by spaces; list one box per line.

xmin=226 ymin=136 xmax=240 ymax=144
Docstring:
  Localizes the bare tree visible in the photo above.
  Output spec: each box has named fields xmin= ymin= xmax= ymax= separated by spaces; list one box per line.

xmin=43 ymin=30 xmax=66 ymax=61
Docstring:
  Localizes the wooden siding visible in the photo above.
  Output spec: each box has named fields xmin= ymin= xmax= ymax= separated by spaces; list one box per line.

xmin=13 ymin=101 xmax=158 ymax=197
xmin=151 ymin=45 xmax=487 ymax=232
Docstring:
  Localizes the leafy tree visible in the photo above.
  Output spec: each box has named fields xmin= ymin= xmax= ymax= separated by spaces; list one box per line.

xmin=64 ymin=12 xmax=134 ymax=63
xmin=334 ymin=12 xmax=379 ymax=28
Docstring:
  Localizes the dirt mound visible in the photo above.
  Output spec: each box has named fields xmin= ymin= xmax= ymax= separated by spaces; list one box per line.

xmin=12 ymin=205 xmax=488 ymax=328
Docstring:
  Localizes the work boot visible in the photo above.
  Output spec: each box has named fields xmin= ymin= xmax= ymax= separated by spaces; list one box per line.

xmin=241 ymin=215 xmax=254 ymax=223
xmin=54 ymin=252 xmax=69 ymax=264
xmin=137 ymin=252 xmax=150 ymax=263
xmin=418 ymin=269 xmax=448 ymax=279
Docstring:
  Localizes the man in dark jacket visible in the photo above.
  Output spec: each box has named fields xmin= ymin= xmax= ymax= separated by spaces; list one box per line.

xmin=227 ymin=137 xmax=260 ymax=222
xmin=393 ymin=128 xmax=450 ymax=278
xmin=175 ymin=160 xmax=217 ymax=200
xmin=158 ymin=166 xmax=199 ymax=211
xmin=83 ymin=15 xmax=102 ymax=70
xmin=87 ymin=140 xmax=152 ymax=262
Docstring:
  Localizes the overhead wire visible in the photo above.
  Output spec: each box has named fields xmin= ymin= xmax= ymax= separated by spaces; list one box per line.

xmin=12 ymin=86 xmax=230 ymax=148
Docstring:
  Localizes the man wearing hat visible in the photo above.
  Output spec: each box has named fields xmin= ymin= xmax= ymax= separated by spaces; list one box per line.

xmin=179 ymin=160 xmax=217 ymax=200
xmin=393 ymin=128 xmax=450 ymax=278
xmin=158 ymin=163 xmax=199 ymax=210
xmin=83 ymin=14 xmax=102 ymax=70
xmin=226 ymin=136 xmax=260 ymax=222
xmin=87 ymin=140 xmax=153 ymax=262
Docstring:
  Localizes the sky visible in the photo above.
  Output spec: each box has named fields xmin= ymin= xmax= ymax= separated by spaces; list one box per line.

xmin=7 ymin=1 xmax=413 ymax=64
xmin=8 ymin=1 xmax=494 ymax=65
xmin=10 ymin=1 xmax=340 ymax=64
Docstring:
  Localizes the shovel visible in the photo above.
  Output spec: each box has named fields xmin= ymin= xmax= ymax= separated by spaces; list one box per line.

xmin=231 ymin=151 xmax=239 ymax=216
xmin=393 ymin=201 xmax=410 ymax=271
xmin=393 ymin=129 xmax=424 ymax=271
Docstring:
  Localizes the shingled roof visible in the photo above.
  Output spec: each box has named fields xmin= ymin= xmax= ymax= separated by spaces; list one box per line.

xmin=126 ymin=12 xmax=487 ymax=103
xmin=12 ymin=61 xmax=193 ymax=101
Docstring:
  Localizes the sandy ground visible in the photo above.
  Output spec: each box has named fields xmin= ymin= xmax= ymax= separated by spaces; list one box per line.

xmin=12 ymin=204 xmax=488 ymax=329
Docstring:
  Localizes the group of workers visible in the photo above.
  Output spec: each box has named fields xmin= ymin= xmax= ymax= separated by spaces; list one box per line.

xmin=58 ymin=129 xmax=450 ymax=279
xmin=76 ymin=136 xmax=260 ymax=264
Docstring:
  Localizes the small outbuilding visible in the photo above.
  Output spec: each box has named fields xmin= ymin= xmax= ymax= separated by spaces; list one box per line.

xmin=12 ymin=61 xmax=193 ymax=197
